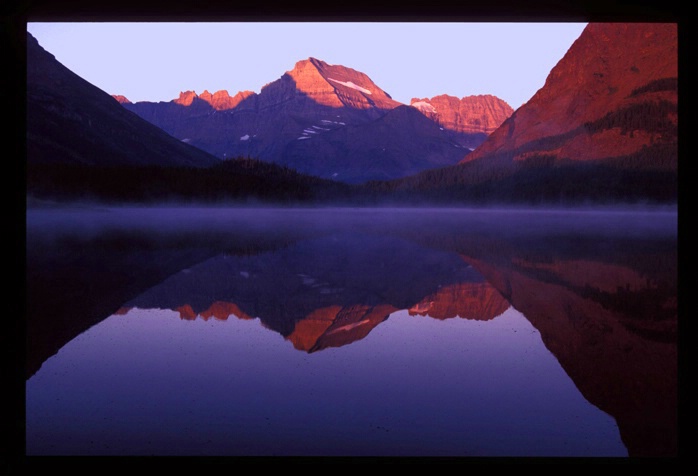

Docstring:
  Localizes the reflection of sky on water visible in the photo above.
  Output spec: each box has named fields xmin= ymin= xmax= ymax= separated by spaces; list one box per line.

xmin=25 ymin=206 xmax=676 ymax=457
xmin=26 ymin=306 xmax=627 ymax=457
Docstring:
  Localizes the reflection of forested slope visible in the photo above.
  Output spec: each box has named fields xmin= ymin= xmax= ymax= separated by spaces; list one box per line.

xmin=25 ymin=212 xmax=311 ymax=379
xmin=464 ymin=254 xmax=676 ymax=458
xmin=26 ymin=234 xmax=215 ymax=379
xmin=26 ymin=208 xmax=677 ymax=457
xmin=377 ymin=210 xmax=677 ymax=457
xmin=447 ymin=235 xmax=676 ymax=457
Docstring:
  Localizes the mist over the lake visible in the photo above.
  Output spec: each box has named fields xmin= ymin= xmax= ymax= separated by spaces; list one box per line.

xmin=25 ymin=205 xmax=677 ymax=456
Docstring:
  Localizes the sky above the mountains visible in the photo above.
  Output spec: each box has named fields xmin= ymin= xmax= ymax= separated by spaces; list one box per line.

xmin=27 ymin=22 xmax=587 ymax=109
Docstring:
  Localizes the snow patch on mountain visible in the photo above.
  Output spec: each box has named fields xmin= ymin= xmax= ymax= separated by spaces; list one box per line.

xmin=411 ymin=101 xmax=438 ymax=114
xmin=328 ymin=78 xmax=372 ymax=95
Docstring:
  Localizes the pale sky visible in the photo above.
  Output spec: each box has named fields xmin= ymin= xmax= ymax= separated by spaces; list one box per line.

xmin=27 ymin=22 xmax=587 ymax=110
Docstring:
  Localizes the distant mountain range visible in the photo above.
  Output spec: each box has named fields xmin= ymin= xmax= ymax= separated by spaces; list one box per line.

xmin=26 ymin=22 xmax=678 ymax=204
xmin=26 ymin=32 xmax=353 ymax=204
xmin=115 ymin=57 xmax=513 ymax=183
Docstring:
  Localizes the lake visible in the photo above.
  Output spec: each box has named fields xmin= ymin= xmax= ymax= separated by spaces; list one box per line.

xmin=25 ymin=206 xmax=678 ymax=457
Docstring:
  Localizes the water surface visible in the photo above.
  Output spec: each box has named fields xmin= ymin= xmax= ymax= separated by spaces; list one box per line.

xmin=25 ymin=206 xmax=677 ymax=457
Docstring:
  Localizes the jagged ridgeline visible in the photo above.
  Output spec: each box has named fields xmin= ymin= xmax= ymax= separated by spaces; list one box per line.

xmin=116 ymin=57 xmax=513 ymax=184
xmin=27 ymin=23 xmax=677 ymax=205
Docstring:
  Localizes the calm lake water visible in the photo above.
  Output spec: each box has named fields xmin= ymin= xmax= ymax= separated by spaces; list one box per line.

xmin=25 ymin=206 xmax=678 ymax=457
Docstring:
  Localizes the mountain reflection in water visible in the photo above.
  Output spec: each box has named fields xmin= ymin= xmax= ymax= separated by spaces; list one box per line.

xmin=25 ymin=207 xmax=677 ymax=457
xmin=118 ymin=232 xmax=505 ymax=352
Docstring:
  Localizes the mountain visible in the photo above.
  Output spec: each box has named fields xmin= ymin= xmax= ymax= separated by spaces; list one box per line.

xmin=118 ymin=58 xmax=512 ymax=183
xmin=26 ymin=34 xmax=355 ymax=204
xmin=276 ymin=57 xmax=401 ymax=112
xmin=383 ymin=23 xmax=678 ymax=203
xmin=26 ymin=32 xmax=220 ymax=168
xmin=410 ymin=94 xmax=514 ymax=149
xmin=462 ymin=22 xmax=677 ymax=167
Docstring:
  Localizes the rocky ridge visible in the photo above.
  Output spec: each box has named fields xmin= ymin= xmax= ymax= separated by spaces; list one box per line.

xmin=411 ymin=94 xmax=514 ymax=135
xmin=117 ymin=57 xmax=513 ymax=182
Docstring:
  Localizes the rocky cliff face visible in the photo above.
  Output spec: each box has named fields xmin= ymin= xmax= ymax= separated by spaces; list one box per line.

xmin=462 ymin=22 xmax=678 ymax=168
xmin=283 ymin=57 xmax=402 ymax=111
xmin=170 ymin=89 xmax=255 ymax=110
xmin=410 ymin=94 xmax=514 ymax=138
xmin=118 ymin=57 xmax=511 ymax=183
xmin=408 ymin=281 xmax=509 ymax=321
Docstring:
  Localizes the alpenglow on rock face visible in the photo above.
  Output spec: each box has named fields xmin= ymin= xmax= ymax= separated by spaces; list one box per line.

xmin=410 ymin=94 xmax=514 ymax=148
xmin=385 ymin=22 xmax=677 ymax=204
xmin=410 ymin=95 xmax=512 ymax=133
xmin=282 ymin=57 xmax=402 ymax=111
xmin=461 ymin=22 xmax=678 ymax=168
xmin=117 ymin=57 xmax=513 ymax=183
xmin=169 ymin=89 xmax=255 ymax=110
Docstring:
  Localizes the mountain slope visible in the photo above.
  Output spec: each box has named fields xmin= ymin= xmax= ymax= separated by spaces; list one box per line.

xmin=118 ymin=58 xmax=511 ymax=183
xmin=462 ymin=22 xmax=677 ymax=168
xmin=382 ymin=22 xmax=678 ymax=203
xmin=26 ymin=32 xmax=220 ymax=168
